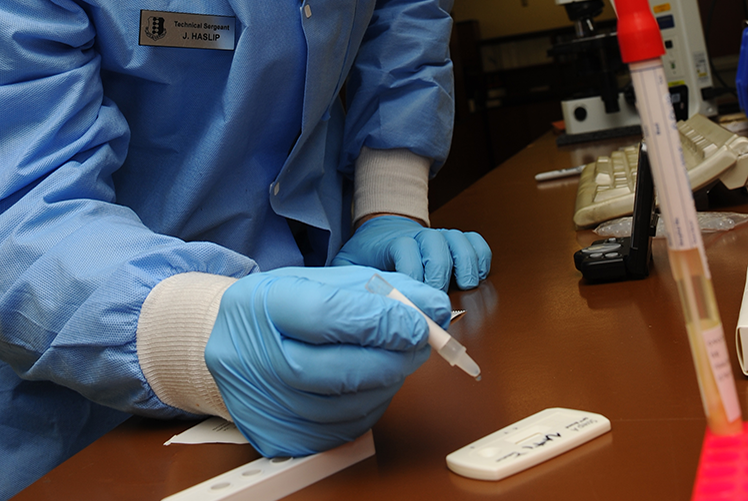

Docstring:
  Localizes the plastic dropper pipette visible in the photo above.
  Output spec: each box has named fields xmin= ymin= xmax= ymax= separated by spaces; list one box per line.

xmin=616 ymin=0 xmax=741 ymax=435
xmin=366 ymin=274 xmax=481 ymax=379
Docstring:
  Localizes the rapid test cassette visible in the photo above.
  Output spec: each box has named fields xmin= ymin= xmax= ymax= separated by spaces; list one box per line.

xmin=163 ymin=430 xmax=375 ymax=501
xmin=446 ymin=408 xmax=610 ymax=481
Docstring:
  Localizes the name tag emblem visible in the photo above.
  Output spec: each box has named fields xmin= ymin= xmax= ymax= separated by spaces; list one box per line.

xmin=139 ymin=10 xmax=236 ymax=51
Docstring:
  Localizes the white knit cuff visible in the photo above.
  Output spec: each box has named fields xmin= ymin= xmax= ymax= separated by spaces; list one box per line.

xmin=353 ymin=147 xmax=431 ymax=226
xmin=137 ymin=272 xmax=238 ymax=419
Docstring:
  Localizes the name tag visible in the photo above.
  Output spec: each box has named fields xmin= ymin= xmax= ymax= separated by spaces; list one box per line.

xmin=139 ymin=10 xmax=236 ymax=51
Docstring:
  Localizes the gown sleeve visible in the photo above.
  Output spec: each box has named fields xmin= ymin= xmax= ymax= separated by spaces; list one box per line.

xmin=342 ymin=0 xmax=455 ymax=177
xmin=0 ymin=2 xmax=256 ymax=418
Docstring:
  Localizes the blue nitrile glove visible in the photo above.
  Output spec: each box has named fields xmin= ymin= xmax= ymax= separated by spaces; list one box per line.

xmin=204 ymin=266 xmax=450 ymax=457
xmin=332 ymin=215 xmax=492 ymax=292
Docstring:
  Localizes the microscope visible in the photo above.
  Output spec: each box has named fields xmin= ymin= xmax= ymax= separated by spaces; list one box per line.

xmin=551 ymin=0 xmax=718 ymax=143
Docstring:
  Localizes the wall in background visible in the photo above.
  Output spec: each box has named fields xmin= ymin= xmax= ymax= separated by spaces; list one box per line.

xmin=451 ymin=0 xmax=745 ymax=57
xmin=452 ymin=0 xmax=616 ymax=39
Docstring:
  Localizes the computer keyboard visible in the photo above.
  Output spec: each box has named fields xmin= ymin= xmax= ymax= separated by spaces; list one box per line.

xmin=573 ymin=114 xmax=748 ymax=228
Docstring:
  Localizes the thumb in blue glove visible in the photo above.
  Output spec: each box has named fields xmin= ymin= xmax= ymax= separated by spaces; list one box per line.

xmin=332 ymin=215 xmax=492 ymax=292
xmin=204 ymin=266 xmax=451 ymax=457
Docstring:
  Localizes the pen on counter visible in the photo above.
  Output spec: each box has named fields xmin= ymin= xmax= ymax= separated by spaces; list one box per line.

xmin=365 ymin=274 xmax=481 ymax=380
xmin=618 ymin=0 xmax=741 ymax=435
xmin=534 ymin=164 xmax=586 ymax=182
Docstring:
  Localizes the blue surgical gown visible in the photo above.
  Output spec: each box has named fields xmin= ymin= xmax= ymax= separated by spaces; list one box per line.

xmin=0 ymin=1 xmax=454 ymax=497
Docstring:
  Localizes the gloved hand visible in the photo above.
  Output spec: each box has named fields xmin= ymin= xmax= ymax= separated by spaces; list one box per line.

xmin=332 ymin=215 xmax=492 ymax=292
xmin=205 ymin=265 xmax=450 ymax=457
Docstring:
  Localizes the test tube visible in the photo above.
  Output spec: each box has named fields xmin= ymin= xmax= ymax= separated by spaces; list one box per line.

xmin=365 ymin=274 xmax=481 ymax=379
xmin=617 ymin=0 xmax=742 ymax=434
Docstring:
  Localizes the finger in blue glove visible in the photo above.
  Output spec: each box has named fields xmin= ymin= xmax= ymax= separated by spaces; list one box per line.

xmin=332 ymin=215 xmax=492 ymax=292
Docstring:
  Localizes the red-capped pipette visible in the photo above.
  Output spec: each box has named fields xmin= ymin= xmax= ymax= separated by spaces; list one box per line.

xmin=617 ymin=0 xmax=742 ymax=435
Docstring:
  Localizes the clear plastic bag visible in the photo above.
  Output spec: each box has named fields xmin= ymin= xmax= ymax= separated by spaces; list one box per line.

xmin=594 ymin=212 xmax=748 ymax=238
